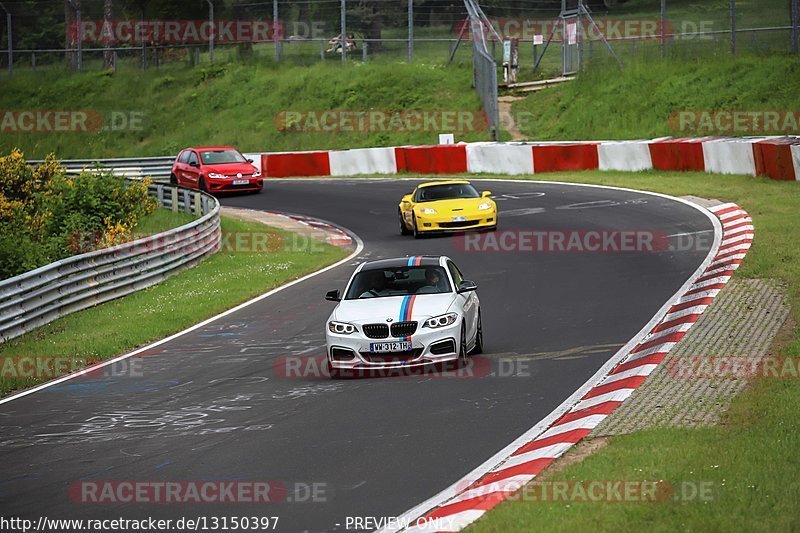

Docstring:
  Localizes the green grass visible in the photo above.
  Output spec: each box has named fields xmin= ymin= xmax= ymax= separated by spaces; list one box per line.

xmin=132 ymin=207 xmax=196 ymax=235
xmin=0 ymin=61 xmax=487 ymax=159
xmin=512 ymin=55 xmax=800 ymax=140
xmin=0 ymin=215 xmax=349 ymax=397
xmin=430 ymin=169 xmax=799 ymax=532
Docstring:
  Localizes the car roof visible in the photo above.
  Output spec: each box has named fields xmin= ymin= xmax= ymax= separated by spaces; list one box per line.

xmin=417 ymin=180 xmax=470 ymax=189
xmin=359 ymin=256 xmax=448 ymax=271
xmin=183 ymin=146 xmax=239 ymax=152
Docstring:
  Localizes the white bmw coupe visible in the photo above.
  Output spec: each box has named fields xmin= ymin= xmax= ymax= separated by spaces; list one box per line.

xmin=324 ymin=255 xmax=482 ymax=377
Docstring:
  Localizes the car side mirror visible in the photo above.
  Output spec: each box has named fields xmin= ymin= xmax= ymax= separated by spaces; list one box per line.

xmin=481 ymin=191 xmax=492 ymax=198
xmin=401 ymin=194 xmax=413 ymax=204
xmin=247 ymin=158 xmax=254 ymax=163
xmin=325 ymin=289 xmax=341 ymax=302
xmin=457 ymin=280 xmax=478 ymax=293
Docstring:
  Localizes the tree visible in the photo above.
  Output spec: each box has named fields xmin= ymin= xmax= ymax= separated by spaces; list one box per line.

xmin=102 ymin=0 xmax=114 ymax=69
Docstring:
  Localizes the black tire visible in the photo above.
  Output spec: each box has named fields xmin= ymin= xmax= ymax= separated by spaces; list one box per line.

xmin=199 ymin=177 xmax=207 ymax=192
xmin=399 ymin=210 xmax=411 ymax=235
xmin=472 ymin=310 xmax=483 ymax=355
xmin=456 ymin=324 xmax=468 ymax=368
xmin=412 ymin=214 xmax=422 ymax=239
xmin=169 ymin=173 xmax=177 ymax=185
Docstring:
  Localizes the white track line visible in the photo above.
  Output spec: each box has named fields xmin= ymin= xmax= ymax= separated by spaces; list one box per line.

xmin=0 ymin=215 xmax=364 ymax=406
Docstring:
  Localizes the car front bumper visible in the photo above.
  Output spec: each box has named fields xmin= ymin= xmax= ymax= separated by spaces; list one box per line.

xmin=416 ymin=212 xmax=497 ymax=233
xmin=326 ymin=320 xmax=461 ymax=370
xmin=207 ymin=178 xmax=263 ymax=193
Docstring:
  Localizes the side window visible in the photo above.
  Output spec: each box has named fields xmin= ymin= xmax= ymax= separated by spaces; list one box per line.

xmin=177 ymin=151 xmax=190 ymax=164
xmin=447 ymin=261 xmax=463 ymax=288
xmin=187 ymin=151 xmax=199 ymax=166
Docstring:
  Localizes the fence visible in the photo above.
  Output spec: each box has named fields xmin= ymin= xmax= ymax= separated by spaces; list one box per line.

xmin=0 ymin=182 xmax=221 ymax=344
xmin=0 ymin=0 xmax=797 ymax=77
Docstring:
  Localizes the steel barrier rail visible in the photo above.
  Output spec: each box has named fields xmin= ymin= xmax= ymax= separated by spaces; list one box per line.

xmin=29 ymin=156 xmax=176 ymax=182
xmin=0 ymin=183 xmax=221 ymax=343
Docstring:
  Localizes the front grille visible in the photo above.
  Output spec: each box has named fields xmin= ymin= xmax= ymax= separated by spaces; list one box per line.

xmin=363 ymin=324 xmax=389 ymax=339
xmin=430 ymin=339 xmax=456 ymax=355
xmin=439 ymin=220 xmax=478 ymax=229
xmin=390 ymin=321 xmax=417 ymax=338
xmin=360 ymin=348 xmax=424 ymax=363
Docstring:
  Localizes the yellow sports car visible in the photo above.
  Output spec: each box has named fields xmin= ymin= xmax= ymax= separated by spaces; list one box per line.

xmin=398 ymin=180 xmax=497 ymax=238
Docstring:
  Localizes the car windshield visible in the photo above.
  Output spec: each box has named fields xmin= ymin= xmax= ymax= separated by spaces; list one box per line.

xmin=345 ymin=266 xmax=452 ymax=299
xmin=199 ymin=149 xmax=247 ymax=165
xmin=416 ymin=183 xmax=479 ymax=202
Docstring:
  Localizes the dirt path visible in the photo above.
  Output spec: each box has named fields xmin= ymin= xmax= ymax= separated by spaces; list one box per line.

xmin=498 ymin=95 xmax=527 ymax=141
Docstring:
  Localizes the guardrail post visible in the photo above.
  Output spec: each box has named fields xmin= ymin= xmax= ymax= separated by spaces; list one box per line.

xmin=171 ymin=187 xmax=178 ymax=212
xmin=194 ymin=192 xmax=202 ymax=217
xmin=157 ymin=184 xmax=164 ymax=206
xmin=182 ymin=190 xmax=191 ymax=214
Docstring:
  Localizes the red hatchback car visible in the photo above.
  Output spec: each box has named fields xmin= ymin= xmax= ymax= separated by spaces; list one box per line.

xmin=171 ymin=146 xmax=263 ymax=194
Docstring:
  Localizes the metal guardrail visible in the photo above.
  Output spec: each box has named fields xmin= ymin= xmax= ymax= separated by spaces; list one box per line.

xmin=29 ymin=156 xmax=176 ymax=182
xmin=0 ymin=183 xmax=221 ymax=344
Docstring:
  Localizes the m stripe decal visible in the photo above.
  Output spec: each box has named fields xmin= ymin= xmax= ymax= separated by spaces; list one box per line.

xmin=399 ymin=295 xmax=417 ymax=341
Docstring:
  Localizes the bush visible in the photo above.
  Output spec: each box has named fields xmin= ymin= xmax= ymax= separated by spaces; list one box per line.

xmin=0 ymin=150 xmax=157 ymax=280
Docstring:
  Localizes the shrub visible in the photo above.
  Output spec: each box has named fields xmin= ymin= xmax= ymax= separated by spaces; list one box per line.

xmin=0 ymin=150 xmax=157 ymax=280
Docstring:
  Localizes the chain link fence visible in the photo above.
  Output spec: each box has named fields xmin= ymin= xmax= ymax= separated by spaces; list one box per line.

xmin=0 ymin=1 xmax=797 ymax=77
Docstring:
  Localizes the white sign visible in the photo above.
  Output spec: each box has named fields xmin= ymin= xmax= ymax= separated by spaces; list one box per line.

xmin=567 ymin=22 xmax=578 ymax=45
xmin=439 ymin=133 xmax=455 ymax=145
xmin=533 ymin=34 xmax=544 ymax=45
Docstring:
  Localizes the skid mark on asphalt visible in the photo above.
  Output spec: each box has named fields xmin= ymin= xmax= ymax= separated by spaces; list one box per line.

xmin=498 ymin=207 xmax=547 ymax=217
xmin=489 ymin=343 xmax=625 ymax=362
xmin=0 ymin=395 xmax=270 ymax=448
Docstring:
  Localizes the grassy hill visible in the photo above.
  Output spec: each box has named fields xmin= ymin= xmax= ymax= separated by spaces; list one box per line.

xmin=1 ymin=52 xmax=797 ymax=161
xmin=0 ymin=61 xmax=487 ymax=159
xmin=511 ymin=55 xmax=800 ymax=140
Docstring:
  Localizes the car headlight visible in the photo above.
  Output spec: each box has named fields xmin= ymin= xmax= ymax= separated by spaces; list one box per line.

xmin=423 ymin=313 xmax=458 ymax=329
xmin=328 ymin=321 xmax=357 ymax=335
xmin=420 ymin=207 xmax=437 ymax=215
xmin=252 ymin=169 xmax=261 ymax=178
xmin=478 ymin=202 xmax=493 ymax=211
xmin=208 ymin=172 xmax=226 ymax=179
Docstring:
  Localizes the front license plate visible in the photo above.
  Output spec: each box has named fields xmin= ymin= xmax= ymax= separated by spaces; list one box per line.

xmin=232 ymin=179 xmax=249 ymax=185
xmin=370 ymin=341 xmax=412 ymax=353
xmin=452 ymin=215 xmax=467 ymax=222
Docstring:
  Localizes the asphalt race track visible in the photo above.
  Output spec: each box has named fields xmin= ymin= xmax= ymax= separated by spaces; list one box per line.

xmin=0 ymin=179 xmax=715 ymax=532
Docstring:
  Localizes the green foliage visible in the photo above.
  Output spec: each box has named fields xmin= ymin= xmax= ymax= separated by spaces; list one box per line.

xmin=0 ymin=150 xmax=157 ymax=280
